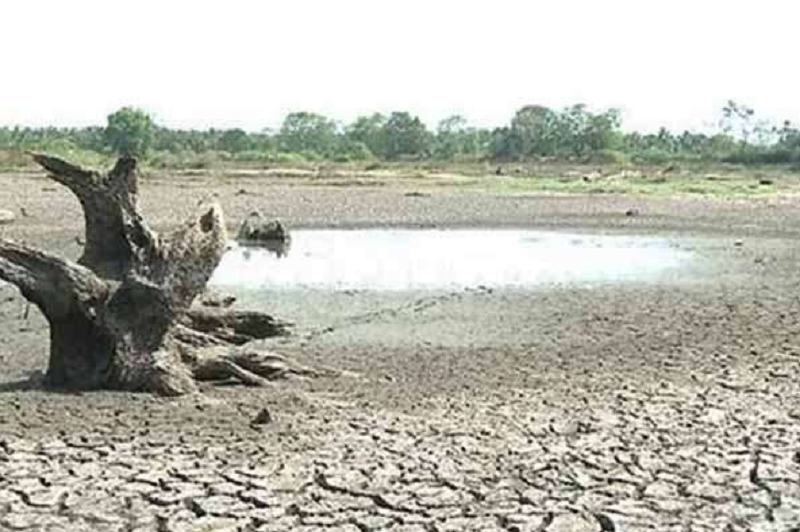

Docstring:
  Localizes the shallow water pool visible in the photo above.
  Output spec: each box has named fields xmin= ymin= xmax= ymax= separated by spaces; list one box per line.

xmin=209 ymin=229 xmax=693 ymax=291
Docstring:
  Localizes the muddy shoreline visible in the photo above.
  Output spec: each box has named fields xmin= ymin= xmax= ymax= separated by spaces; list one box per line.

xmin=2 ymin=172 xmax=800 ymax=531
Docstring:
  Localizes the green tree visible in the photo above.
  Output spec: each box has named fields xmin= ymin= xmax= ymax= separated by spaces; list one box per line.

xmin=278 ymin=112 xmax=338 ymax=155
xmin=489 ymin=127 xmax=521 ymax=161
xmin=218 ymin=129 xmax=253 ymax=153
xmin=719 ymin=100 xmax=755 ymax=143
xmin=510 ymin=105 xmax=560 ymax=157
xmin=434 ymin=115 xmax=485 ymax=160
xmin=552 ymin=104 xmax=591 ymax=156
xmin=333 ymin=139 xmax=374 ymax=162
xmin=381 ymin=112 xmax=431 ymax=159
xmin=346 ymin=114 xmax=388 ymax=158
xmin=104 ymin=107 xmax=154 ymax=156
xmin=778 ymin=121 xmax=800 ymax=150
xmin=582 ymin=109 xmax=622 ymax=152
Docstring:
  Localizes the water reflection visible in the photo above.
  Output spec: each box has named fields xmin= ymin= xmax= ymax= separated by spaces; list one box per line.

xmin=211 ymin=229 xmax=693 ymax=291
xmin=238 ymin=238 xmax=292 ymax=259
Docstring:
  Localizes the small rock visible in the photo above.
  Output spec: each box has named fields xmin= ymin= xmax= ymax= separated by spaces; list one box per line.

xmin=625 ymin=208 xmax=640 ymax=217
xmin=733 ymin=240 xmax=744 ymax=247
xmin=251 ymin=408 xmax=273 ymax=426
xmin=237 ymin=211 xmax=290 ymax=244
xmin=758 ymin=178 xmax=774 ymax=186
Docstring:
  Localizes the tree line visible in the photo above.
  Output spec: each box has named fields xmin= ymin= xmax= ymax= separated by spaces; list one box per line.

xmin=1 ymin=102 xmax=799 ymax=167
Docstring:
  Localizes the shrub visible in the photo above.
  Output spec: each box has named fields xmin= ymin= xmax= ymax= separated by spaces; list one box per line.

xmin=723 ymin=148 xmax=800 ymax=165
xmin=271 ymin=152 xmax=309 ymax=165
xmin=232 ymin=150 xmax=276 ymax=164
xmin=586 ymin=149 xmax=630 ymax=165
xmin=332 ymin=140 xmax=374 ymax=162
xmin=147 ymin=150 xmax=185 ymax=169
xmin=633 ymin=148 xmax=674 ymax=165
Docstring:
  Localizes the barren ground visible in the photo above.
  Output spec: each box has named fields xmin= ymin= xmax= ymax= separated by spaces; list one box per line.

xmin=2 ymin=170 xmax=800 ymax=531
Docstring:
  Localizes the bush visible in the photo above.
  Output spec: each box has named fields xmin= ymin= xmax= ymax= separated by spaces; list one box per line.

xmin=723 ymin=148 xmax=800 ymax=165
xmin=147 ymin=150 xmax=232 ymax=170
xmin=633 ymin=148 xmax=674 ymax=165
xmin=586 ymin=149 xmax=630 ymax=165
xmin=147 ymin=150 xmax=186 ymax=169
xmin=38 ymin=140 xmax=111 ymax=168
xmin=231 ymin=150 xmax=322 ymax=166
xmin=232 ymin=150 xmax=277 ymax=164
xmin=333 ymin=140 xmax=374 ymax=162
xmin=187 ymin=150 xmax=231 ymax=169
xmin=231 ymin=150 xmax=315 ymax=165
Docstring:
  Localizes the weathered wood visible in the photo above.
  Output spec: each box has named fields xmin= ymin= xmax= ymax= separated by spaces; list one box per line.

xmin=187 ymin=346 xmax=332 ymax=383
xmin=183 ymin=308 xmax=291 ymax=345
xmin=0 ymin=241 xmax=112 ymax=388
xmin=31 ymin=153 xmax=152 ymax=279
xmin=0 ymin=154 xmax=321 ymax=395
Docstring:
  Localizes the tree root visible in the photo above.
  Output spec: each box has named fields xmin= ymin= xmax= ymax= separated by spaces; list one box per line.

xmin=182 ymin=307 xmax=291 ymax=345
xmin=186 ymin=346 xmax=336 ymax=388
xmin=0 ymin=154 xmax=335 ymax=396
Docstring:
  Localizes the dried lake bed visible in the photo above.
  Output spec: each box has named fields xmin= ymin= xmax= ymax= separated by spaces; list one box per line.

xmin=1 ymin=173 xmax=800 ymax=531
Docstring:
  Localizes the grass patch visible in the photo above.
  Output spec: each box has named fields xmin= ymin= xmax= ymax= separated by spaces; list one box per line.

xmin=461 ymin=173 xmax=786 ymax=197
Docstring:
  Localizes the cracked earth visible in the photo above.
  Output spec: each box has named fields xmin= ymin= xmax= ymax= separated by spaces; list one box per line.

xmin=2 ymin=172 xmax=800 ymax=531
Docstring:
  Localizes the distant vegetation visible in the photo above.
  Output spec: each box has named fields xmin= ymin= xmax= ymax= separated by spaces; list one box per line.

xmin=1 ymin=101 xmax=799 ymax=170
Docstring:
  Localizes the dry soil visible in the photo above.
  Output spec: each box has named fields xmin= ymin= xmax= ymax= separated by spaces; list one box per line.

xmin=1 ymin=171 xmax=800 ymax=531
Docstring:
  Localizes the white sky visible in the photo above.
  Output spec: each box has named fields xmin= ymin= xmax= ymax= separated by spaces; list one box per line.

xmin=1 ymin=0 xmax=798 ymax=133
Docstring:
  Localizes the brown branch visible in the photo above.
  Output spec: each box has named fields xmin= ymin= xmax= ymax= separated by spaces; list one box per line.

xmin=146 ymin=202 xmax=228 ymax=310
xmin=218 ymin=360 xmax=273 ymax=387
xmin=29 ymin=152 xmax=101 ymax=190
xmin=0 ymin=239 xmax=107 ymax=319
xmin=29 ymin=152 xmax=157 ymax=279
xmin=186 ymin=345 xmax=330 ymax=386
xmin=183 ymin=307 xmax=291 ymax=345
xmin=173 ymin=324 xmax=231 ymax=348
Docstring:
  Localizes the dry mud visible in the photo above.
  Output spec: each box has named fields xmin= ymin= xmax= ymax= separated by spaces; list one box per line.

xmin=2 ymin=171 xmax=800 ymax=531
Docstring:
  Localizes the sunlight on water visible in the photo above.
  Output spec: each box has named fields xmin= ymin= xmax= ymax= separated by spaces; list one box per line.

xmin=209 ymin=229 xmax=692 ymax=291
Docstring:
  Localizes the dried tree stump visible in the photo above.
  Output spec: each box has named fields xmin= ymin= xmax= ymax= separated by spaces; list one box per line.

xmin=0 ymin=154 xmax=324 ymax=395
